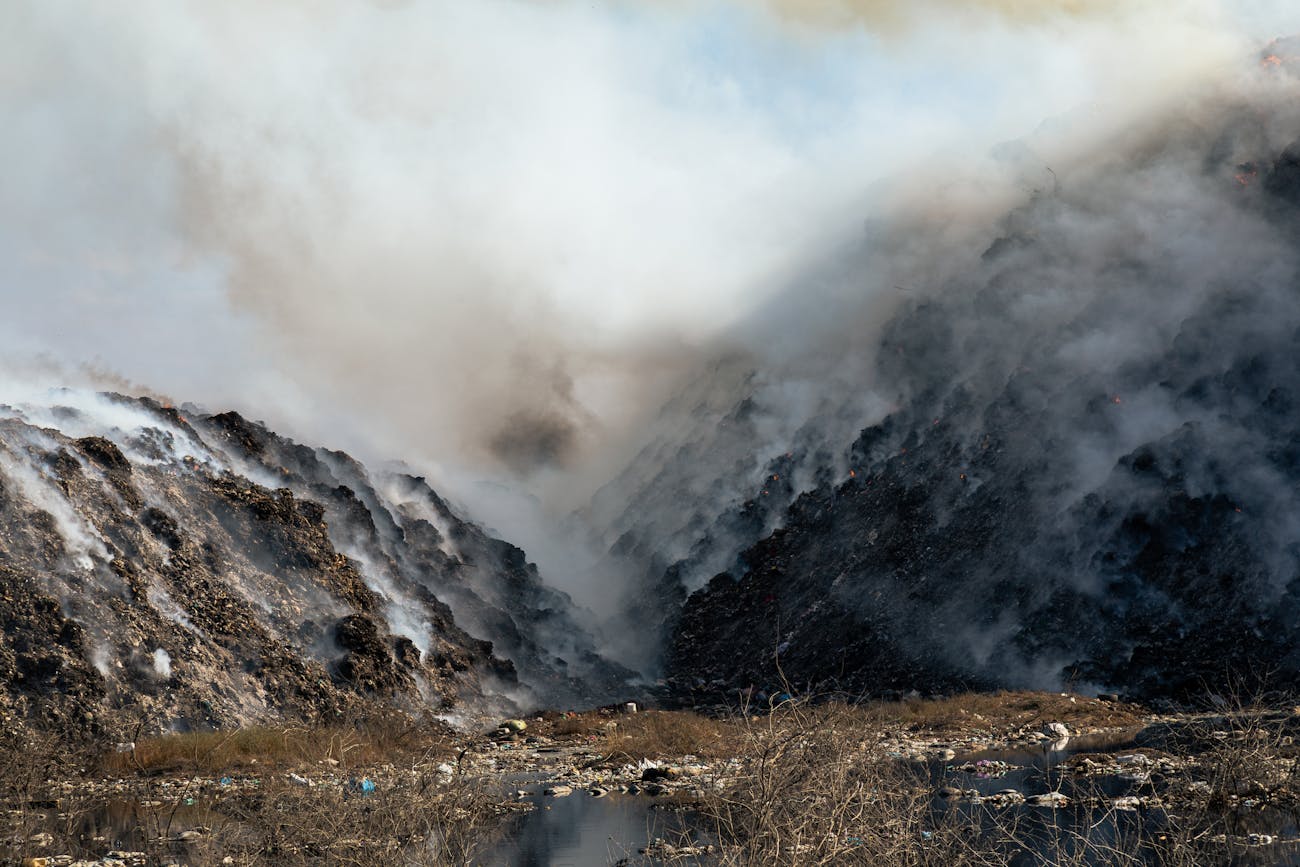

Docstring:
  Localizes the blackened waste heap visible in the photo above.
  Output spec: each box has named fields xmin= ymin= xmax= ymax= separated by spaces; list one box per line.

xmin=601 ymin=97 xmax=1300 ymax=704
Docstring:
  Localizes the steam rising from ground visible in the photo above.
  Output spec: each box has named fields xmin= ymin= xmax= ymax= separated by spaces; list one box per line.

xmin=3 ymin=1 xmax=1300 ymax=671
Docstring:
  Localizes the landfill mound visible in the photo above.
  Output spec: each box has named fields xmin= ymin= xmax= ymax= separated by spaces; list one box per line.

xmin=652 ymin=107 xmax=1300 ymax=703
xmin=0 ymin=392 xmax=629 ymax=738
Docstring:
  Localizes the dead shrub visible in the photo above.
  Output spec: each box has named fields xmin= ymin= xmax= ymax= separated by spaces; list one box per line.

xmin=602 ymin=710 xmax=745 ymax=762
xmin=101 ymin=712 xmax=456 ymax=775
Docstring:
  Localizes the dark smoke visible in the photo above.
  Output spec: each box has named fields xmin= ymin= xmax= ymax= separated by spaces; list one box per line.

xmin=490 ymin=410 xmax=582 ymax=474
xmin=631 ymin=85 xmax=1300 ymax=699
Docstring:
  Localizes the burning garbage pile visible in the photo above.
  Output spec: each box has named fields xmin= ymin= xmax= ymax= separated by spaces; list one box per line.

xmin=659 ymin=81 xmax=1300 ymax=704
xmin=0 ymin=390 xmax=631 ymax=739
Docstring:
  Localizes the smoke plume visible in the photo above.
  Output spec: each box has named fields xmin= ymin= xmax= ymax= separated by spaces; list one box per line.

xmin=4 ymin=0 xmax=1300 ymax=679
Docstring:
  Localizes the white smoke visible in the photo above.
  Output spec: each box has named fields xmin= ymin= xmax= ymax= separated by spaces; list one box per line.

xmin=147 ymin=582 xmax=201 ymax=636
xmin=3 ymin=0 xmax=1300 ymax=669
xmin=152 ymin=647 xmax=172 ymax=679
xmin=4 ymin=1 xmax=1294 ymax=483
xmin=0 ymin=434 xmax=108 ymax=572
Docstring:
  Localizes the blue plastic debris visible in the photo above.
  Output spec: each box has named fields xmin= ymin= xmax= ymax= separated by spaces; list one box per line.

xmin=219 ymin=776 xmax=233 ymax=787
xmin=347 ymin=777 xmax=377 ymax=795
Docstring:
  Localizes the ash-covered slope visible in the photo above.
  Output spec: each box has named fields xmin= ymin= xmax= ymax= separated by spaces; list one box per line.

xmin=584 ymin=353 xmax=880 ymax=672
xmin=652 ymin=100 xmax=1300 ymax=702
xmin=0 ymin=391 xmax=628 ymax=737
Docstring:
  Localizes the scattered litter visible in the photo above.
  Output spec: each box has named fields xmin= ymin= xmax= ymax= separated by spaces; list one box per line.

xmin=346 ymin=777 xmax=376 ymax=795
xmin=951 ymin=758 xmax=1017 ymax=778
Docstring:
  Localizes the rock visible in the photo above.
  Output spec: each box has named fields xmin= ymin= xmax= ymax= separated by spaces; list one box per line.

xmin=545 ymin=784 xmax=573 ymax=797
xmin=937 ymin=785 xmax=963 ymax=798
xmin=1097 ymin=693 xmax=1120 ymax=703
xmin=1027 ymin=792 xmax=1070 ymax=808
xmin=502 ymin=719 xmax=527 ymax=732
xmin=589 ymin=786 xmax=610 ymax=797
xmin=641 ymin=766 xmax=680 ymax=782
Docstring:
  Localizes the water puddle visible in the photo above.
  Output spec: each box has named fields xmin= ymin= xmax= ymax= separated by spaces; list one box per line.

xmin=6 ymin=799 xmax=238 ymax=862
xmin=941 ymin=729 xmax=1143 ymax=796
xmin=484 ymin=792 xmax=694 ymax=866
xmin=933 ymin=730 xmax=1300 ymax=866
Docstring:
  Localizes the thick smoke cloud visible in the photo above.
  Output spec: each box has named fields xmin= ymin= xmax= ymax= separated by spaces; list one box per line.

xmin=661 ymin=98 xmax=1300 ymax=696
xmin=3 ymin=0 xmax=1300 ymax=666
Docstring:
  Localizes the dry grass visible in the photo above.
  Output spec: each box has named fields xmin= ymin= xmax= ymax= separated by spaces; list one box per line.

xmin=182 ymin=766 xmax=506 ymax=866
xmin=542 ymin=690 xmax=1145 ymax=769
xmin=869 ymin=690 xmax=1146 ymax=734
xmin=688 ymin=696 xmax=1276 ymax=866
xmin=2 ymin=718 xmax=502 ymax=867
xmin=604 ymin=710 xmax=746 ymax=761
xmin=542 ymin=708 xmax=747 ymax=761
xmin=101 ymin=714 xmax=457 ymax=775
